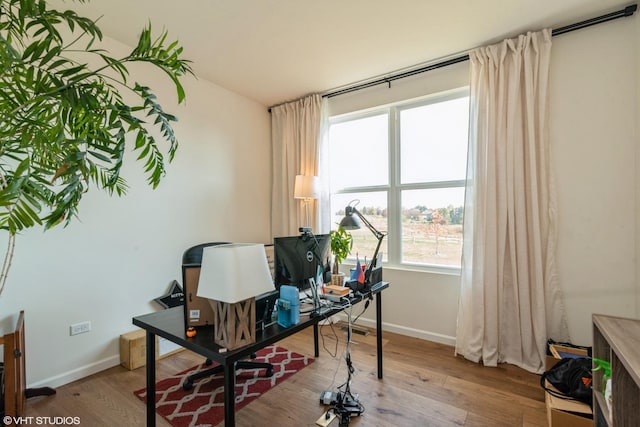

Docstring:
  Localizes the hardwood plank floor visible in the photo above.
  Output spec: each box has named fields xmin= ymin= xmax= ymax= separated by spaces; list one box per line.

xmin=26 ymin=323 xmax=547 ymax=426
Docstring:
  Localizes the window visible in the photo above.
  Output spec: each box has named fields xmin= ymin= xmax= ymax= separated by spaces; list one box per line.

xmin=328 ymin=89 xmax=469 ymax=271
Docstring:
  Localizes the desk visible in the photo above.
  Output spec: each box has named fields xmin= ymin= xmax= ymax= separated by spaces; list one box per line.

xmin=132 ymin=281 xmax=388 ymax=427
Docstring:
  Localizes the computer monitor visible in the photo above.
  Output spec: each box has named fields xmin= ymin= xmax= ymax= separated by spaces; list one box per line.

xmin=273 ymin=232 xmax=330 ymax=290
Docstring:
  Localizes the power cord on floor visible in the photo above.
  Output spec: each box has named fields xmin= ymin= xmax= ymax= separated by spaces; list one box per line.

xmin=318 ymin=302 xmax=368 ymax=426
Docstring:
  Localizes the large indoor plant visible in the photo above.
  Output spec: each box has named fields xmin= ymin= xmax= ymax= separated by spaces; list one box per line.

xmin=330 ymin=226 xmax=353 ymax=285
xmin=0 ymin=0 xmax=193 ymax=296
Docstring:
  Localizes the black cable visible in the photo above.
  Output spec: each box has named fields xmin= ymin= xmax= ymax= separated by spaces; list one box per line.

xmin=352 ymin=299 xmax=370 ymax=324
xmin=329 ymin=304 xmax=366 ymax=426
xmin=330 ymin=381 xmax=365 ymax=427
xmin=319 ymin=318 xmax=339 ymax=358
xmin=316 ymin=298 xmax=370 ymax=425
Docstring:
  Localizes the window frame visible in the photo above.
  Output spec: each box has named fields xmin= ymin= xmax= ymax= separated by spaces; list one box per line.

xmin=328 ymin=87 xmax=470 ymax=275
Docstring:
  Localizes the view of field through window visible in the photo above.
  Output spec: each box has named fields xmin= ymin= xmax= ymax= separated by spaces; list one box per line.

xmin=329 ymin=93 xmax=469 ymax=269
xmin=330 ymin=196 xmax=464 ymax=268
xmin=331 ymin=192 xmax=388 ymax=265
xmin=400 ymin=187 xmax=464 ymax=266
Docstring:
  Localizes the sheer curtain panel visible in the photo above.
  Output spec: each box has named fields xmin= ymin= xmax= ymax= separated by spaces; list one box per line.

xmin=271 ymin=94 xmax=327 ymax=237
xmin=456 ymin=28 xmax=568 ymax=374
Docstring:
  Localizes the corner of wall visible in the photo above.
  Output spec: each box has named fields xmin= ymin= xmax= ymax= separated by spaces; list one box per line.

xmin=636 ymin=12 xmax=640 ymax=318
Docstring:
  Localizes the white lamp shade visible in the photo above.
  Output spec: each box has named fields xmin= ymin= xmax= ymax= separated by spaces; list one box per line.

xmin=294 ymin=175 xmax=320 ymax=199
xmin=197 ymin=244 xmax=275 ymax=303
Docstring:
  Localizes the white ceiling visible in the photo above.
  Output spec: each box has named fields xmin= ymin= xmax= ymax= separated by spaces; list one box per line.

xmin=47 ymin=0 xmax=633 ymax=107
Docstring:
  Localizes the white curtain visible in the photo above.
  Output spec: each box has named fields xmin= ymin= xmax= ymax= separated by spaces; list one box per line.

xmin=271 ymin=94 xmax=328 ymax=237
xmin=456 ymin=28 xmax=569 ymax=374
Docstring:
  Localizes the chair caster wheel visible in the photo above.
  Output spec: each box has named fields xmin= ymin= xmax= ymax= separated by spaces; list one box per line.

xmin=266 ymin=367 xmax=274 ymax=377
xmin=182 ymin=380 xmax=194 ymax=391
xmin=204 ymin=359 xmax=213 ymax=366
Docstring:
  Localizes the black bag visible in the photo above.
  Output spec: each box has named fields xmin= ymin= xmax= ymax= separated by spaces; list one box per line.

xmin=540 ymin=357 xmax=592 ymax=405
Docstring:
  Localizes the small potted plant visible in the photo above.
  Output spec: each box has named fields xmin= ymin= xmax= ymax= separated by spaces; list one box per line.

xmin=330 ymin=226 xmax=353 ymax=286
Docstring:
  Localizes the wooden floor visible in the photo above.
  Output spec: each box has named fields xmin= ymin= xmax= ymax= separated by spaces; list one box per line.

xmin=27 ymin=324 xmax=547 ymax=426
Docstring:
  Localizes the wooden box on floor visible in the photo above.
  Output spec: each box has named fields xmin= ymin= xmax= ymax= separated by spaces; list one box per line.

xmin=544 ymin=356 xmax=592 ymax=427
xmin=120 ymin=329 xmax=183 ymax=370
xmin=544 ymin=383 xmax=592 ymax=427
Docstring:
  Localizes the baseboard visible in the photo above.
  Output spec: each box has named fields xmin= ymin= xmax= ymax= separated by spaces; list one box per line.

xmin=28 ymin=354 xmax=121 ymax=389
xmin=346 ymin=315 xmax=457 ymax=346
xmin=28 ymin=320 xmax=455 ymax=388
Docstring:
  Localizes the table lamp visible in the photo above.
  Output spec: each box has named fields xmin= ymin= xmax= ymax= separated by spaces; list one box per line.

xmin=339 ymin=199 xmax=387 ymax=285
xmin=294 ymin=174 xmax=320 ymax=229
xmin=197 ymin=243 xmax=275 ymax=350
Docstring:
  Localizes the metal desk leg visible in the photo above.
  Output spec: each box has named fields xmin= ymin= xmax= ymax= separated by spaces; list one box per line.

xmin=145 ymin=331 xmax=157 ymax=427
xmin=313 ymin=323 xmax=319 ymax=357
xmin=376 ymin=292 xmax=383 ymax=379
xmin=223 ymin=362 xmax=236 ymax=426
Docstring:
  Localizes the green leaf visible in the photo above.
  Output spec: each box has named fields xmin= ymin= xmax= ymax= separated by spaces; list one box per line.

xmin=14 ymin=157 xmax=30 ymax=177
xmin=0 ymin=0 xmax=191 ymax=238
xmin=39 ymin=45 xmax=60 ymax=66
xmin=88 ymin=150 xmax=110 ymax=163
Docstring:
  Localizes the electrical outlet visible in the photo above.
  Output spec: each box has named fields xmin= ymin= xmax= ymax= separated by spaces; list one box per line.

xmin=70 ymin=321 xmax=91 ymax=336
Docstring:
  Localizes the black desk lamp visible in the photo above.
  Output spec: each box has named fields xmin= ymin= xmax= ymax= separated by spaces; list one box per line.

xmin=339 ymin=199 xmax=387 ymax=285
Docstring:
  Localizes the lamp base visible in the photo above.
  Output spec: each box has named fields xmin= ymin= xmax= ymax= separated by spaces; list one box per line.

xmin=331 ymin=273 xmax=345 ymax=287
xmin=209 ymin=297 xmax=256 ymax=350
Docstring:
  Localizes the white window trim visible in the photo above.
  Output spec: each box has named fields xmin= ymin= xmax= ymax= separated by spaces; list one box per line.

xmin=329 ymin=87 xmax=469 ymax=275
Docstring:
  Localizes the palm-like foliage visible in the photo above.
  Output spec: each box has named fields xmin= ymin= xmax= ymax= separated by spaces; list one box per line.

xmin=0 ymin=0 xmax=193 ymax=294
xmin=330 ymin=226 xmax=353 ymax=274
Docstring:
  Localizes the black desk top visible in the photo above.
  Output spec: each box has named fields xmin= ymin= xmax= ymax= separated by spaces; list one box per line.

xmin=132 ymin=281 xmax=388 ymax=364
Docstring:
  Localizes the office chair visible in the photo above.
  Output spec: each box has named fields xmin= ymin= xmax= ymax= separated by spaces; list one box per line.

xmin=181 ymin=242 xmax=274 ymax=391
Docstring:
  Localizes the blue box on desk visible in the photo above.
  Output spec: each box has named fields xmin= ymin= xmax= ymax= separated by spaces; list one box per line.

xmin=277 ymin=285 xmax=300 ymax=328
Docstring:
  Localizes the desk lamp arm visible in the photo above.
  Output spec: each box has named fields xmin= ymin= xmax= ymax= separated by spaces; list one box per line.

xmin=347 ymin=205 xmax=387 ymax=282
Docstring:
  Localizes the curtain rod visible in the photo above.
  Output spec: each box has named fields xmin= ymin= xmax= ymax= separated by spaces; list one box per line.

xmin=321 ymin=3 xmax=637 ymax=99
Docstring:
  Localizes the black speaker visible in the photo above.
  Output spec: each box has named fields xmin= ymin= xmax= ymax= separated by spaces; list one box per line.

xmin=370 ymin=266 xmax=382 ymax=285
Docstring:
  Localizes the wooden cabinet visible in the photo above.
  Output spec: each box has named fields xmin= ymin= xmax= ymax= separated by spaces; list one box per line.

xmin=1 ymin=311 xmax=26 ymax=426
xmin=592 ymin=314 xmax=640 ymax=427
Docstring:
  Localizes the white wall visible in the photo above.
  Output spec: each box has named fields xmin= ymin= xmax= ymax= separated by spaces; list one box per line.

xmin=636 ymin=8 xmax=640 ymax=320
xmin=0 ymin=36 xmax=272 ymax=387
xmin=0 ymin=12 xmax=636 ymax=389
xmin=328 ymin=14 xmax=639 ymax=348
xmin=550 ymin=16 xmax=638 ymax=344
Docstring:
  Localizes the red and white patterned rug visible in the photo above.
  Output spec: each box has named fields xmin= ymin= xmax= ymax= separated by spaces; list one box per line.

xmin=134 ymin=345 xmax=313 ymax=427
